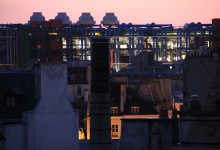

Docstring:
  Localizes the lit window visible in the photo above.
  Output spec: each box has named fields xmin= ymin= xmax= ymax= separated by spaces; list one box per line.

xmin=95 ymin=32 xmax=101 ymax=36
xmin=120 ymin=44 xmax=127 ymax=49
xmin=112 ymin=125 xmax=118 ymax=137
xmin=111 ymin=107 xmax=118 ymax=115
xmin=131 ymin=106 xmax=140 ymax=114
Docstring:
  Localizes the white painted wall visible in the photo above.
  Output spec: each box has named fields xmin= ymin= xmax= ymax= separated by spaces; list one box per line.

xmin=24 ymin=63 xmax=79 ymax=150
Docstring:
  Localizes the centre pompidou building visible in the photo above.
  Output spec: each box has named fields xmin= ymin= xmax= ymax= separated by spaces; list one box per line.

xmin=1 ymin=12 xmax=219 ymax=70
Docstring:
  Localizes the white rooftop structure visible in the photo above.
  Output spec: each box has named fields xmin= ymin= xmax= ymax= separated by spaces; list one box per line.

xmin=3 ymin=64 xmax=79 ymax=150
xmin=29 ymin=12 xmax=45 ymax=23
xmin=101 ymin=13 xmax=119 ymax=26
xmin=55 ymin=12 xmax=71 ymax=25
xmin=77 ymin=13 xmax=95 ymax=26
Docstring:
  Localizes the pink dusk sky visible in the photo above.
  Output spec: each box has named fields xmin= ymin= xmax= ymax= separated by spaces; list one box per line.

xmin=0 ymin=0 xmax=220 ymax=27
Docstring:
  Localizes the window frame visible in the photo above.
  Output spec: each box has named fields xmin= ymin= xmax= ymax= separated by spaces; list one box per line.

xmin=130 ymin=106 xmax=140 ymax=114
xmin=111 ymin=106 xmax=119 ymax=115
xmin=112 ymin=124 xmax=119 ymax=137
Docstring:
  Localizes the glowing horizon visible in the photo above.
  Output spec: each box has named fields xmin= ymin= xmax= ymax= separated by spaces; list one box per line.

xmin=1 ymin=0 xmax=220 ymax=27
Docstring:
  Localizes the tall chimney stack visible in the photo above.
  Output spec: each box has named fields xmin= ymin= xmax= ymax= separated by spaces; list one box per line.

xmin=90 ymin=38 xmax=111 ymax=150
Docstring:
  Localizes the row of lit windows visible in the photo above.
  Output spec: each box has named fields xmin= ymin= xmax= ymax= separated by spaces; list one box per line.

xmin=61 ymin=36 xmax=210 ymax=52
xmin=111 ymin=106 xmax=140 ymax=115
xmin=44 ymin=29 xmax=210 ymax=36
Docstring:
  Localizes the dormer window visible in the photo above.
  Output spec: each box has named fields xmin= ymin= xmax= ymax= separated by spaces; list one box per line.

xmin=131 ymin=106 xmax=140 ymax=114
xmin=6 ymin=96 xmax=15 ymax=108
xmin=4 ymin=87 xmax=23 ymax=108
xmin=111 ymin=106 xmax=118 ymax=115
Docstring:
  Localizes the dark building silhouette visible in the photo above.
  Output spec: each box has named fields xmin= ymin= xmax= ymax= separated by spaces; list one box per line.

xmin=90 ymin=38 xmax=111 ymax=150
xmin=212 ymin=19 xmax=220 ymax=52
xmin=0 ymin=70 xmax=36 ymax=116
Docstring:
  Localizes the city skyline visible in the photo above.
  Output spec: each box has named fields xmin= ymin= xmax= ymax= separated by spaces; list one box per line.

xmin=1 ymin=0 xmax=220 ymax=26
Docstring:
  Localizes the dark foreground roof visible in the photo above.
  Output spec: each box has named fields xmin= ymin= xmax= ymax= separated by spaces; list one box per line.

xmin=0 ymin=69 xmax=36 ymax=119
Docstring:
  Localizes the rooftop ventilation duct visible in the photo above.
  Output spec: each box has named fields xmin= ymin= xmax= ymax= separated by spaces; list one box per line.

xmin=55 ymin=12 xmax=71 ymax=25
xmin=77 ymin=13 xmax=95 ymax=26
xmin=101 ymin=13 xmax=119 ymax=26
xmin=29 ymin=12 xmax=45 ymax=23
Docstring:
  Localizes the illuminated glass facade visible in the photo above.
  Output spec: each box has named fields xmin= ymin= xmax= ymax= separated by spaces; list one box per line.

xmin=59 ymin=23 xmax=212 ymax=70
xmin=0 ymin=22 xmax=216 ymax=70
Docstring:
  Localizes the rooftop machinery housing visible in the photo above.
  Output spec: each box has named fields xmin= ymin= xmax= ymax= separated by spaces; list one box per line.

xmin=0 ymin=12 xmax=220 ymax=70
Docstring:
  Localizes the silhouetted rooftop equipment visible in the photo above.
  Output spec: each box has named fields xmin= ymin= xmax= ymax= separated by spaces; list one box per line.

xmin=77 ymin=13 xmax=95 ymax=26
xmin=29 ymin=12 xmax=45 ymax=23
xmin=55 ymin=12 xmax=71 ymax=25
xmin=101 ymin=13 xmax=119 ymax=26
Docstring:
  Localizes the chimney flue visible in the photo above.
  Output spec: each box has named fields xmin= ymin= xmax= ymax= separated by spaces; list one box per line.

xmin=90 ymin=38 xmax=111 ymax=150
